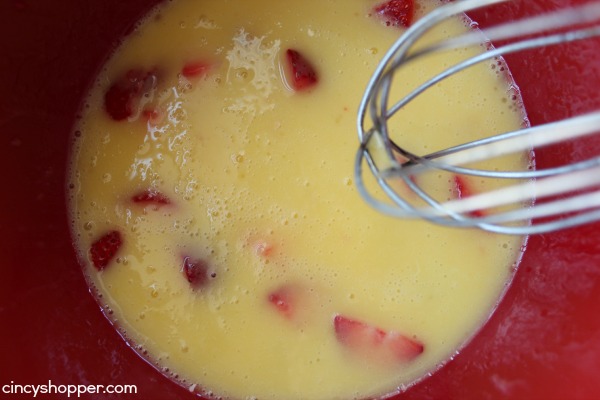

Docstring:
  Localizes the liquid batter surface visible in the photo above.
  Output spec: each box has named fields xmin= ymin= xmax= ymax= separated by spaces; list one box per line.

xmin=68 ymin=1 xmax=527 ymax=399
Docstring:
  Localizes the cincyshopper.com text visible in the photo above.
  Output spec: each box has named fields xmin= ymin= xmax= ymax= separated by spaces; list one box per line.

xmin=2 ymin=381 xmax=137 ymax=398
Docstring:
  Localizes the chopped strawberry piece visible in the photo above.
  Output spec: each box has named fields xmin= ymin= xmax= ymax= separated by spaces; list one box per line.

xmin=267 ymin=285 xmax=296 ymax=319
xmin=254 ymin=240 xmax=274 ymax=258
xmin=246 ymin=234 xmax=276 ymax=259
xmin=453 ymin=175 xmax=485 ymax=217
xmin=182 ymin=256 xmax=216 ymax=288
xmin=131 ymin=189 xmax=170 ymax=207
xmin=181 ymin=61 xmax=211 ymax=79
xmin=90 ymin=230 xmax=122 ymax=271
xmin=285 ymin=49 xmax=318 ymax=91
xmin=269 ymin=289 xmax=294 ymax=318
xmin=333 ymin=315 xmax=424 ymax=364
xmin=267 ymin=283 xmax=315 ymax=325
xmin=373 ymin=0 xmax=414 ymax=28
xmin=142 ymin=107 xmax=164 ymax=126
xmin=104 ymin=68 xmax=158 ymax=121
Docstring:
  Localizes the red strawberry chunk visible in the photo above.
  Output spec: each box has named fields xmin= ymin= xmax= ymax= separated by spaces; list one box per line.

xmin=333 ymin=315 xmax=424 ymax=364
xmin=182 ymin=256 xmax=216 ymax=288
xmin=373 ymin=0 xmax=414 ymax=28
xmin=285 ymin=49 xmax=318 ymax=91
xmin=254 ymin=239 xmax=274 ymax=258
xmin=90 ymin=230 xmax=122 ymax=271
xmin=268 ymin=291 xmax=293 ymax=318
xmin=246 ymin=234 xmax=276 ymax=259
xmin=267 ymin=285 xmax=297 ymax=319
xmin=181 ymin=61 xmax=211 ymax=79
xmin=142 ymin=107 xmax=165 ymax=126
xmin=267 ymin=283 xmax=315 ymax=325
xmin=104 ymin=68 xmax=158 ymax=121
xmin=453 ymin=175 xmax=485 ymax=217
xmin=453 ymin=175 xmax=470 ymax=198
xmin=131 ymin=189 xmax=171 ymax=207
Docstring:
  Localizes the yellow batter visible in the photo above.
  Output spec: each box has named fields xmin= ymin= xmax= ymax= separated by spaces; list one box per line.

xmin=68 ymin=0 xmax=527 ymax=399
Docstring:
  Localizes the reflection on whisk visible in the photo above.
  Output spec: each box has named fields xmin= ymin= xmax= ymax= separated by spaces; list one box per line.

xmin=355 ymin=0 xmax=600 ymax=235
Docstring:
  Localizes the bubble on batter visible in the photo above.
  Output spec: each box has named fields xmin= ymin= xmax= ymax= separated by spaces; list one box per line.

xmin=150 ymin=283 xmax=160 ymax=298
xmin=225 ymin=29 xmax=281 ymax=114
xmin=194 ymin=15 xmax=219 ymax=30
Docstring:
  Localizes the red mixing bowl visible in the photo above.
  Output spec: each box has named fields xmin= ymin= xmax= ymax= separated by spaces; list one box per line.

xmin=2 ymin=0 xmax=600 ymax=399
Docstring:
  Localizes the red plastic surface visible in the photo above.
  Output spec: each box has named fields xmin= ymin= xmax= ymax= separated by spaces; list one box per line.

xmin=1 ymin=1 xmax=600 ymax=399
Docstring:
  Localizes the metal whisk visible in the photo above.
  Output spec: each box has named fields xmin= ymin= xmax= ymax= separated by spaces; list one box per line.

xmin=356 ymin=0 xmax=600 ymax=235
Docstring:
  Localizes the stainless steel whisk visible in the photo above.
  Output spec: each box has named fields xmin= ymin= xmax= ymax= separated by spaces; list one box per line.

xmin=356 ymin=0 xmax=600 ymax=235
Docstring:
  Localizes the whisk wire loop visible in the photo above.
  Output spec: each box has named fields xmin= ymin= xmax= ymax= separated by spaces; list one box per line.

xmin=356 ymin=0 xmax=600 ymax=235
